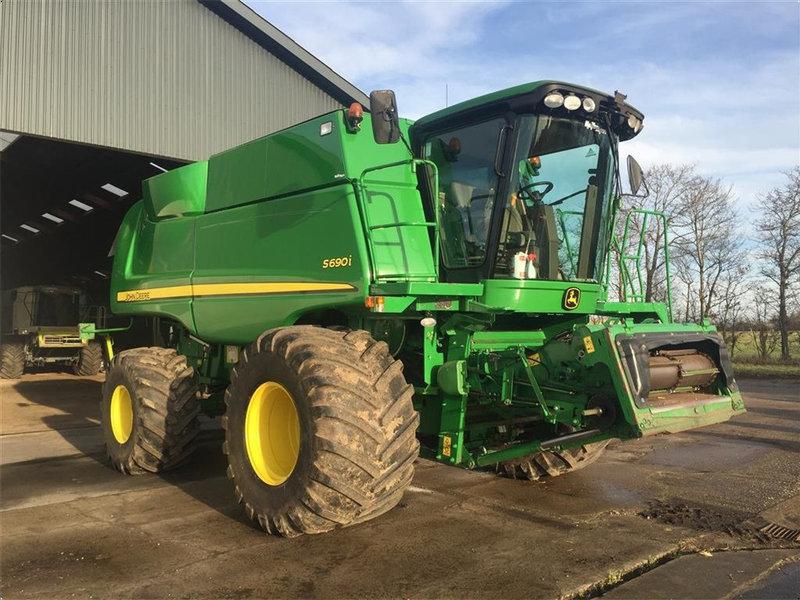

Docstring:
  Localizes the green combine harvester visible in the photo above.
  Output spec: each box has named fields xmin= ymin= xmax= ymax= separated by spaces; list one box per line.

xmin=1 ymin=285 xmax=103 ymax=378
xmin=96 ymin=81 xmax=744 ymax=536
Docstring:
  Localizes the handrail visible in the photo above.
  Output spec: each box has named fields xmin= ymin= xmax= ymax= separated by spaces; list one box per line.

xmin=614 ymin=208 xmax=673 ymax=320
xmin=356 ymin=159 xmax=440 ymax=281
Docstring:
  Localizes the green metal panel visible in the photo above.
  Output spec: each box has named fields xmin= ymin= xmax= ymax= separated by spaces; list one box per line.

xmin=191 ymin=184 xmax=368 ymax=344
xmin=205 ymin=115 xmax=346 ymax=213
xmin=143 ymin=161 xmax=208 ymax=219
xmin=477 ymin=279 xmax=601 ymax=313
xmin=109 ymin=202 xmax=196 ymax=333
xmin=112 ymin=108 xmax=438 ymax=344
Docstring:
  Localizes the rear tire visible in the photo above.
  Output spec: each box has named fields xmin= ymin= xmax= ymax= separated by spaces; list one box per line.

xmin=100 ymin=347 xmax=200 ymax=474
xmin=74 ymin=342 xmax=103 ymax=376
xmin=500 ymin=440 xmax=609 ymax=480
xmin=0 ymin=343 xmax=25 ymax=379
xmin=223 ymin=326 xmax=419 ymax=537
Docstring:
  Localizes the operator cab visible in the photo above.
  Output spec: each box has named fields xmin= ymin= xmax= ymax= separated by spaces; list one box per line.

xmin=409 ymin=82 xmax=644 ymax=285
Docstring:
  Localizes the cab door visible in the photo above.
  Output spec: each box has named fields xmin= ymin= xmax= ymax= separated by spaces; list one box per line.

xmin=419 ymin=116 xmax=510 ymax=283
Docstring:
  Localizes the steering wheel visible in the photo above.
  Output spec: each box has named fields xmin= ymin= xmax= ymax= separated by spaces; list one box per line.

xmin=518 ymin=181 xmax=554 ymax=202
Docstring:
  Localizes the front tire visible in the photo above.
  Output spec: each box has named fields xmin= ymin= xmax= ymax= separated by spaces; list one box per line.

xmin=223 ymin=326 xmax=419 ymax=537
xmin=100 ymin=347 xmax=200 ymax=474
xmin=0 ymin=342 xmax=25 ymax=379
xmin=74 ymin=341 xmax=103 ymax=376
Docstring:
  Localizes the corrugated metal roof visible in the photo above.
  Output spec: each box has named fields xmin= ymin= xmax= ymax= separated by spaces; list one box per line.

xmin=0 ymin=0 xmax=367 ymax=161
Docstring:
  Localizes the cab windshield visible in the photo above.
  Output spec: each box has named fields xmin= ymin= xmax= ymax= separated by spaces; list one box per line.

xmin=423 ymin=114 xmax=614 ymax=281
xmin=497 ymin=115 xmax=613 ymax=281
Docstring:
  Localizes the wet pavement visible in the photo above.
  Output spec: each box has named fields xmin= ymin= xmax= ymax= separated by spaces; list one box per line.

xmin=1 ymin=374 xmax=798 ymax=599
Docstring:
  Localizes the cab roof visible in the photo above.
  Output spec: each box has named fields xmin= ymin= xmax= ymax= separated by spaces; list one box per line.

xmin=412 ymin=80 xmax=644 ymax=140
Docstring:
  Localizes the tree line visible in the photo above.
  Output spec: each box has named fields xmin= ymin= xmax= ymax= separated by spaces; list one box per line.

xmin=613 ymin=165 xmax=800 ymax=361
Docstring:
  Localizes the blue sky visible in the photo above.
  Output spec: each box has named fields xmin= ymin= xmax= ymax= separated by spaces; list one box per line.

xmin=246 ymin=1 xmax=799 ymax=208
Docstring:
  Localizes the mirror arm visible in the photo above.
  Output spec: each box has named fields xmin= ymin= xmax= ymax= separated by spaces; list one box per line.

xmin=638 ymin=176 xmax=650 ymax=200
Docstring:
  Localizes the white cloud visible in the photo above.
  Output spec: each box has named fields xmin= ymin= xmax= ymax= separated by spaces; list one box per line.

xmin=250 ymin=0 xmax=799 ymax=207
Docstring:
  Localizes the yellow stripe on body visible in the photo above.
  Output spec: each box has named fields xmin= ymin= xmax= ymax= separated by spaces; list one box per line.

xmin=116 ymin=282 xmax=355 ymax=303
xmin=116 ymin=285 xmax=193 ymax=302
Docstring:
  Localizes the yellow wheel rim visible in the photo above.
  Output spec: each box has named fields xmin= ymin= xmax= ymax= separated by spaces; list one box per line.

xmin=244 ymin=381 xmax=300 ymax=486
xmin=110 ymin=384 xmax=133 ymax=444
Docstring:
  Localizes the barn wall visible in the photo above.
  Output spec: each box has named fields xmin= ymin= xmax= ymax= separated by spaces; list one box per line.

xmin=0 ymin=0 xmax=345 ymax=160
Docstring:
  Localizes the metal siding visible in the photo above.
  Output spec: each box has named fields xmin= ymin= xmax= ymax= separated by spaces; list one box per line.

xmin=0 ymin=0 xmax=343 ymax=161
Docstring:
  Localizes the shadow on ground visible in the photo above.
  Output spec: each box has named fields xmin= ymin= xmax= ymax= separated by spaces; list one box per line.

xmin=4 ymin=374 xmax=250 ymax=529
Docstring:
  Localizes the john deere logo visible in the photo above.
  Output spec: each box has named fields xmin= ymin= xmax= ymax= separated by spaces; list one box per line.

xmin=563 ymin=287 xmax=581 ymax=310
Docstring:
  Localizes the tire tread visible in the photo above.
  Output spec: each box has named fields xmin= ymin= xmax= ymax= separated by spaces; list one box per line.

xmin=224 ymin=326 xmax=419 ymax=537
xmin=0 ymin=343 xmax=25 ymax=379
xmin=102 ymin=347 xmax=200 ymax=474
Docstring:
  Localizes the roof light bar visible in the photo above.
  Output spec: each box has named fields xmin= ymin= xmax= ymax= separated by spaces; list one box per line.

xmin=42 ymin=212 xmax=64 ymax=224
xmin=149 ymin=162 xmax=168 ymax=172
xmin=543 ymin=91 xmax=598 ymax=114
xmin=69 ymin=199 xmax=93 ymax=212
xmin=20 ymin=224 xmax=40 ymax=233
xmin=2 ymin=234 xmax=19 ymax=243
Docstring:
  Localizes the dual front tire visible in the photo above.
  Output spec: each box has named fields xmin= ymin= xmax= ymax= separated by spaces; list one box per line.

xmin=100 ymin=327 xmax=420 ymax=537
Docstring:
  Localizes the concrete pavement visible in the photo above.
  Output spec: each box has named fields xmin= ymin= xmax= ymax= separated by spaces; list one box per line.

xmin=1 ymin=373 xmax=798 ymax=598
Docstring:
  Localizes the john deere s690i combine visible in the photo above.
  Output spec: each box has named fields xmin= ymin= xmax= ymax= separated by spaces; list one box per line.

xmin=98 ymin=82 xmax=744 ymax=536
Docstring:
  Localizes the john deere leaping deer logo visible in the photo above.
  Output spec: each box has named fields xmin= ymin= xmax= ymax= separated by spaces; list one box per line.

xmin=563 ymin=287 xmax=581 ymax=310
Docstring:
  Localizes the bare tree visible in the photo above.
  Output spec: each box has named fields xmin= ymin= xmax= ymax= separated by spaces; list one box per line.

xmin=671 ymin=175 xmax=740 ymax=321
xmin=750 ymin=286 xmax=780 ymax=360
xmin=753 ymin=166 xmax=800 ymax=360
xmin=636 ymin=164 xmax=696 ymax=303
xmin=711 ymin=265 xmax=749 ymax=358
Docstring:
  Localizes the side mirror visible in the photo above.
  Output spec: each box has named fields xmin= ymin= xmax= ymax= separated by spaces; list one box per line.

xmin=626 ymin=155 xmax=647 ymax=197
xmin=369 ymin=90 xmax=400 ymax=144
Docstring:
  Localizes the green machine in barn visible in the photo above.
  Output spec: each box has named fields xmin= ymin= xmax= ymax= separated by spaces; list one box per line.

xmin=99 ymin=81 xmax=744 ymax=536
xmin=1 ymin=285 xmax=103 ymax=378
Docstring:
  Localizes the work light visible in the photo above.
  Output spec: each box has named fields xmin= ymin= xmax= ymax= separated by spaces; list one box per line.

xmin=543 ymin=92 xmax=564 ymax=108
xmin=627 ymin=114 xmax=642 ymax=132
xmin=563 ymin=95 xmax=581 ymax=111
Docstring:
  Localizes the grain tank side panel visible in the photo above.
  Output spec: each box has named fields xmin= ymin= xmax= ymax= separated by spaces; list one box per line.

xmin=204 ymin=114 xmax=347 ymax=214
xmin=110 ymin=201 xmax=198 ymax=334
xmin=191 ymin=184 xmax=369 ymax=345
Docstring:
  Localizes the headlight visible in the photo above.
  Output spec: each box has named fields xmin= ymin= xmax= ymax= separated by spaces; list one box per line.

xmin=563 ymin=95 xmax=581 ymax=111
xmin=582 ymin=97 xmax=596 ymax=112
xmin=543 ymin=92 xmax=564 ymax=108
xmin=627 ymin=114 xmax=642 ymax=132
